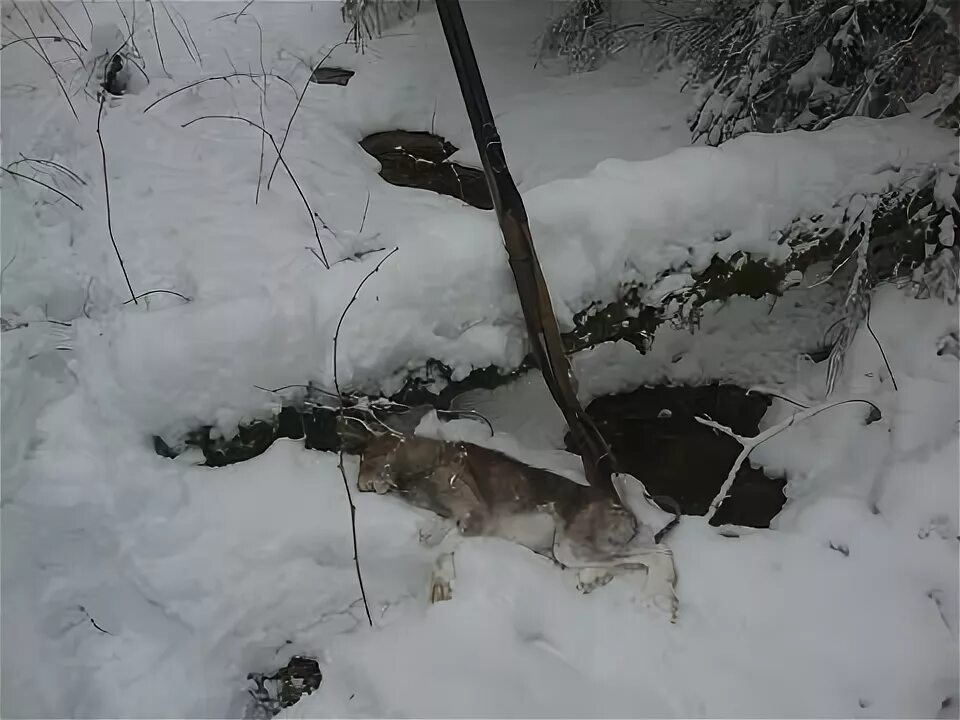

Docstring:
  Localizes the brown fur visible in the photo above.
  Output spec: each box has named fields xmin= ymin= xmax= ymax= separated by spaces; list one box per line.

xmin=357 ymin=434 xmax=638 ymax=561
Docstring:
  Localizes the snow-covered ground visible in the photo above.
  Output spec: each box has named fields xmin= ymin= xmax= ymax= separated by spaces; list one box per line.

xmin=2 ymin=2 xmax=957 ymax=717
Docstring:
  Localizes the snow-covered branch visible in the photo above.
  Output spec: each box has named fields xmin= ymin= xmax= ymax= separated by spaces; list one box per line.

xmin=696 ymin=397 xmax=882 ymax=523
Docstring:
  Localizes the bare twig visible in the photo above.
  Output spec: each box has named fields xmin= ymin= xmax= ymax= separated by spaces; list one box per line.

xmin=0 ymin=34 xmax=86 ymax=52
xmin=78 ymin=605 xmax=113 ymax=635
xmin=266 ymin=29 xmax=354 ymax=191
xmin=171 ymin=6 xmax=201 ymax=66
xmin=160 ymin=1 xmax=197 ymax=64
xmin=79 ymin=0 xmax=94 ymax=30
xmin=142 ymin=71 xmax=294 ymax=113
xmin=96 ymin=96 xmax=138 ymax=304
xmin=11 ymin=154 xmax=86 ymax=184
xmin=11 ymin=3 xmax=80 ymax=121
xmin=332 ymin=246 xmax=399 ymax=629
xmin=181 ymin=114 xmax=330 ymax=268
xmin=147 ymin=0 xmax=169 ymax=76
xmin=40 ymin=1 xmax=85 ymax=63
xmin=212 ymin=0 xmax=254 ymax=24
xmin=333 ymin=247 xmax=398 ymax=399
xmin=696 ymin=397 xmax=882 ymax=523
xmin=358 ymin=191 xmax=371 ymax=235
xmin=0 ymin=253 xmax=17 ymax=293
xmin=254 ymin=15 xmax=267 ymax=203
xmin=1 ymin=166 xmax=83 ymax=209
xmin=122 ymin=289 xmax=191 ymax=304
xmin=864 ymin=298 xmax=898 ymax=392
xmin=47 ymin=0 xmax=86 ymax=49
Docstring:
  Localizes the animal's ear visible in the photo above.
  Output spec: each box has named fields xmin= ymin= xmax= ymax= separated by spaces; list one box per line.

xmin=611 ymin=473 xmax=677 ymax=539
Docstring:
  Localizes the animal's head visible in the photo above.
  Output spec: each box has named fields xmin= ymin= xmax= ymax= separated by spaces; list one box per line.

xmin=356 ymin=433 xmax=403 ymax=494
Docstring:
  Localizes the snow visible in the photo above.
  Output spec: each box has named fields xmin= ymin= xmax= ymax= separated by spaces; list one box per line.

xmin=2 ymin=2 xmax=958 ymax=718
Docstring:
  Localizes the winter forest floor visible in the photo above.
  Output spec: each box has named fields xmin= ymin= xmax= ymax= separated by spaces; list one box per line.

xmin=1 ymin=2 xmax=958 ymax=718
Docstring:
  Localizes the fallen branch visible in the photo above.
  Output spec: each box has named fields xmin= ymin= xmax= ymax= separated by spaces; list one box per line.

xmin=96 ymin=96 xmax=139 ymax=304
xmin=181 ymin=114 xmax=330 ymax=267
xmin=696 ymin=398 xmax=882 ymax=523
xmin=1 ymin=165 xmax=83 ymax=209
xmin=332 ymin=246 xmax=400 ymax=628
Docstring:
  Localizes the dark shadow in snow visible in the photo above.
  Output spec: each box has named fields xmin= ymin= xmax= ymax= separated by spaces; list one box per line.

xmin=574 ymin=383 xmax=787 ymax=528
xmin=158 ymin=379 xmax=785 ymax=529
xmin=360 ymin=130 xmax=493 ymax=210
xmin=246 ymin=655 xmax=322 ymax=718
xmin=310 ymin=67 xmax=354 ymax=86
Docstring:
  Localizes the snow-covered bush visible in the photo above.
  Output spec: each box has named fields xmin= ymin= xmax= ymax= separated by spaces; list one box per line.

xmin=561 ymin=161 xmax=960 ymax=388
xmin=683 ymin=0 xmax=960 ymax=144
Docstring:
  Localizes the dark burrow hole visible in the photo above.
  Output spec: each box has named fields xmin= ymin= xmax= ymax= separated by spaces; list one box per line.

xmin=156 ymin=382 xmax=786 ymax=528
xmin=570 ymin=383 xmax=786 ymax=528
xmin=359 ymin=130 xmax=493 ymax=210
xmin=246 ymin=655 xmax=322 ymax=718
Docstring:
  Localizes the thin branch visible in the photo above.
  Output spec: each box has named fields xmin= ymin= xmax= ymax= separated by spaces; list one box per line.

xmin=181 ymin=114 xmax=329 ymax=268
xmin=696 ymin=398 xmax=882 ymax=523
xmin=40 ymin=1 xmax=85 ymax=63
xmin=142 ymin=71 xmax=294 ymax=113
xmin=746 ymin=386 xmax=810 ymax=409
xmin=1 ymin=166 xmax=83 ymax=209
xmin=47 ymin=0 xmax=86 ymax=49
xmin=864 ymin=299 xmax=898 ymax=392
xmin=337 ymin=446 xmax=373 ymax=627
xmin=121 ymin=289 xmax=191 ymax=304
xmin=11 ymin=154 xmax=86 ymax=184
xmin=11 ymin=3 xmax=80 ymax=122
xmin=78 ymin=605 xmax=113 ymax=635
xmin=96 ymin=96 xmax=138 ymax=304
xmin=0 ymin=34 xmax=84 ymax=52
xmin=333 ymin=247 xmax=398 ymax=398
xmin=254 ymin=15 xmax=267 ymax=203
xmin=160 ymin=1 xmax=197 ymax=64
xmin=79 ymin=0 xmax=94 ymax=30
xmin=212 ymin=0 xmax=254 ymax=24
xmin=332 ymin=246 xmax=399 ymax=629
xmin=171 ymin=6 xmax=201 ymax=66
xmin=266 ymin=29 xmax=353 ymax=190
xmin=147 ymin=0 xmax=169 ymax=77
xmin=114 ymin=0 xmax=135 ymax=53
xmin=358 ymin=191 xmax=370 ymax=235
xmin=255 ymin=90 xmax=266 ymax=204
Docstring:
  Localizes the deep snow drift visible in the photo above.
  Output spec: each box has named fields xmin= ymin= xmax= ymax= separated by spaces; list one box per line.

xmin=2 ymin=2 xmax=957 ymax=718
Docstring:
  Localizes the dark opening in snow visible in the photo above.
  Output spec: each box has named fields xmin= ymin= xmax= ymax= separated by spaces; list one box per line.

xmin=246 ymin=655 xmax=322 ymax=718
xmin=574 ymin=383 xmax=787 ymax=528
xmin=359 ymin=130 xmax=493 ymax=209
xmin=159 ymin=380 xmax=785 ymax=528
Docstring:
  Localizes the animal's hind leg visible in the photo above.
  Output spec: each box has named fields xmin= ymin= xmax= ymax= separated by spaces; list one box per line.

xmin=427 ymin=527 xmax=462 ymax=604
xmin=642 ymin=547 xmax=679 ymax=623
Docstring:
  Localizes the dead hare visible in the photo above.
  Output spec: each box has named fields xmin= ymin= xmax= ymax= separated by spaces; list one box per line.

xmin=357 ymin=433 xmax=678 ymax=619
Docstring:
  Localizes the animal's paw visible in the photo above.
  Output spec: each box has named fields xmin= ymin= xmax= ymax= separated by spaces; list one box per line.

xmin=418 ymin=520 xmax=452 ymax=547
xmin=428 ymin=551 xmax=456 ymax=604
xmin=575 ymin=567 xmax=616 ymax=594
